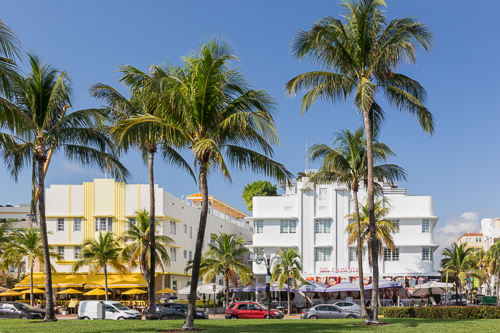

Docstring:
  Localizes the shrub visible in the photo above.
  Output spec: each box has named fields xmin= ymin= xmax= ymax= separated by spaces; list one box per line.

xmin=383 ymin=306 xmax=500 ymax=320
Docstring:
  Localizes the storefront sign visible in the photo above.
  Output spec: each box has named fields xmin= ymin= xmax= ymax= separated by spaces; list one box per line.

xmin=319 ymin=267 xmax=359 ymax=273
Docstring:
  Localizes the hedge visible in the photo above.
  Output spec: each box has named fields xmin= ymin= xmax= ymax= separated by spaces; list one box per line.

xmin=383 ymin=306 xmax=500 ymax=320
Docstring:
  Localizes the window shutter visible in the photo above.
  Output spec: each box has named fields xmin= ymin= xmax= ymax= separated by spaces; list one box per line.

xmin=108 ymin=218 xmax=113 ymax=231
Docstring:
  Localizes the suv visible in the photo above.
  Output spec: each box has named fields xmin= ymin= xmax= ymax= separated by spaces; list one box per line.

xmin=156 ymin=303 xmax=208 ymax=320
xmin=225 ymin=302 xmax=283 ymax=319
xmin=0 ymin=302 xmax=45 ymax=320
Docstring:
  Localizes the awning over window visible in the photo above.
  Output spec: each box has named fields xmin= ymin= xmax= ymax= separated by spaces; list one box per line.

xmin=16 ymin=274 xmax=84 ymax=288
xmin=15 ymin=273 xmax=147 ymax=289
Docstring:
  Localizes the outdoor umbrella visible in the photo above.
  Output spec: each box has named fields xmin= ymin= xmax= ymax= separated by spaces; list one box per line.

xmin=299 ymin=282 xmax=328 ymax=293
xmin=198 ymin=283 xmax=225 ymax=294
xmin=365 ymin=280 xmax=402 ymax=290
xmin=56 ymin=288 xmax=83 ymax=294
xmin=412 ymin=281 xmax=454 ymax=297
xmin=83 ymin=288 xmax=111 ymax=296
xmin=270 ymin=282 xmax=297 ymax=292
xmin=121 ymin=289 xmax=147 ymax=295
xmin=0 ymin=289 xmax=22 ymax=296
xmin=177 ymin=285 xmax=193 ymax=295
xmin=325 ymin=281 xmax=360 ymax=292
xmin=242 ymin=283 xmax=266 ymax=292
xmin=20 ymin=288 xmax=45 ymax=294
xmin=156 ymin=287 xmax=177 ymax=294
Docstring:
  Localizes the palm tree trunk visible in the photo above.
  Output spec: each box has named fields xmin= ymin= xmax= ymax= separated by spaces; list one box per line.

xmin=287 ymin=285 xmax=291 ymax=317
xmin=225 ymin=274 xmax=230 ymax=310
xmin=183 ymin=159 xmax=209 ymax=330
xmin=363 ymin=109 xmax=379 ymax=324
xmin=30 ymin=261 xmax=34 ymax=306
xmin=353 ymin=188 xmax=368 ymax=318
xmin=147 ymin=149 xmax=157 ymax=319
xmin=29 ymin=159 xmax=38 ymax=225
xmin=104 ymin=264 xmax=108 ymax=301
xmin=37 ymin=153 xmax=57 ymax=321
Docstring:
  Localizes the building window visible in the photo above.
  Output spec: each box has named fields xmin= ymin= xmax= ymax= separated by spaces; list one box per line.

xmin=57 ymin=218 xmax=64 ymax=232
xmin=479 ymin=238 xmax=482 ymax=242
xmin=255 ymin=220 xmax=264 ymax=234
xmin=383 ymin=248 xmax=400 ymax=261
xmin=172 ymin=280 xmax=177 ymax=291
xmin=170 ymin=248 xmax=176 ymax=262
xmin=184 ymin=225 xmax=187 ymax=234
xmin=219 ymin=279 xmax=224 ymax=286
xmin=183 ymin=250 xmax=187 ymax=259
xmin=280 ymin=220 xmax=297 ymax=234
xmin=170 ymin=221 xmax=176 ymax=235
xmin=189 ymin=226 xmax=193 ymax=239
xmin=58 ymin=246 xmax=65 ymax=259
xmin=349 ymin=248 xmax=357 ymax=261
xmin=422 ymin=220 xmax=431 ymax=233
xmin=73 ymin=218 xmax=82 ymax=232
xmin=315 ymin=248 xmax=332 ymax=262
xmin=74 ymin=246 xmax=81 ymax=260
xmin=189 ymin=251 xmax=192 ymax=260
xmin=95 ymin=218 xmax=112 ymax=231
xmin=254 ymin=248 xmax=264 ymax=259
xmin=393 ymin=220 xmax=400 ymax=233
xmin=209 ymin=233 xmax=217 ymax=247
xmin=422 ymin=247 xmax=432 ymax=261
xmin=319 ymin=188 xmax=328 ymax=200
xmin=315 ymin=220 xmax=331 ymax=233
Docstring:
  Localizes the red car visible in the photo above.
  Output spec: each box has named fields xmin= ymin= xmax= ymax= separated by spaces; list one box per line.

xmin=225 ymin=302 xmax=283 ymax=319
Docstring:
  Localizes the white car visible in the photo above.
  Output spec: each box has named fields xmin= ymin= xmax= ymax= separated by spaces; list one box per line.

xmin=78 ymin=301 xmax=142 ymax=320
xmin=333 ymin=301 xmax=362 ymax=313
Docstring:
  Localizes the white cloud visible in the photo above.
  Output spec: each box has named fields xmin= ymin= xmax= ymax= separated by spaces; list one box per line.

xmin=433 ymin=212 xmax=480 ymax=262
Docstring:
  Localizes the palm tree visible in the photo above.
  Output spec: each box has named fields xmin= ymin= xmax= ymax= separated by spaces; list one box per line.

xmin=186 ymin=232 xmax=252 ymax=309
xmin=271 ymin=248 xmax=306 ymax=317
xmin=124 ymin=38 xmax=292 ymax=329
xmin=285 ymin=0 xmax=434 ymax=322
xmin=91 ymin=72 xmax=195 ymax=318
xmin=5 ymin=228 xmax=61 ymax=306
xmin=118 ymin=209 xmax=175 ymax=297
xmin=469 ymin=250 xmax=497 ymax=295
xmin=0 ymin=55 xmax=129 ymax=321
xmin=345 ymin=198 xmax=399 ymax=266
xmin=441 ymin=243 xmax=474 ymax=306
xmin=72 ymin=232 xmax=128 ymax=300
xmin=308 ymin=127 xmax=406 ymax=317
xmin=0 ymin=18 xmax=20 ymax=98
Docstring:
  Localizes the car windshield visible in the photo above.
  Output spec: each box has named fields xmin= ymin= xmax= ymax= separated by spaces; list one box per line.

xmin=15 ymin=303 xmax=35 ymax=310
xmin=114 ymin=303 xmax=131 ymax=311
xmin=258 ymin=303 xmax=268 ymax=310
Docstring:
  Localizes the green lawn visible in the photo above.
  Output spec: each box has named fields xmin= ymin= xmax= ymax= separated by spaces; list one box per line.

xmin=0 ymin=318 xmax=498 ymax=333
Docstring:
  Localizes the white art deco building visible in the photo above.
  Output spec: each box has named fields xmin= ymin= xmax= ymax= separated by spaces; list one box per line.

xmin=247 ymin=177 xmax=441 ymax=292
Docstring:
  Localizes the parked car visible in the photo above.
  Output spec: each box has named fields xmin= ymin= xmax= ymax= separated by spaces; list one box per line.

xmin=333 ymin=301 xmax=362 ymax=313
xmin=0 ymin=302 xmax=45 ymax=320
xmin=225 ymin=301 xmax=283 ymax=319
xmin=300 ymin=304 xmax=360 ymax=319
xmin=78 ymin=301 xmax=142 ymax=320
xmin=156 ymin=303 xmax=208 ymax=320
xmin=440 ymin=293 xmax=467 ymax=305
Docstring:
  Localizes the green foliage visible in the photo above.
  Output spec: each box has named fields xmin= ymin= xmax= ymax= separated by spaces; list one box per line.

xmin=383 ymin=306 xmax=500 ymax=320
xmin=241 ymin=180 xmax=278 ymax=211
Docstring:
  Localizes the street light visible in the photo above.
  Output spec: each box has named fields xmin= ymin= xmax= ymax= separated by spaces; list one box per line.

xmin=255 ymin=253 xmax=282 ymax=319
xmin=213 ymin=284 xmax=217 ymax=318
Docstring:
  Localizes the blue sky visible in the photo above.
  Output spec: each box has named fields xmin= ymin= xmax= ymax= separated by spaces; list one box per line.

xmin=1 ymin=0 xmax=499 ymax=252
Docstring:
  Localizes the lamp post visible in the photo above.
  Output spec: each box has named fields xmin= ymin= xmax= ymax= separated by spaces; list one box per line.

xmin=213 ymin=284 xmax=217 ymax=318
xmin=255 ymin=254 xmax=282 ymax=319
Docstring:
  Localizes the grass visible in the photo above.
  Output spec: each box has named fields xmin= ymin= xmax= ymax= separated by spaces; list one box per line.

xmin=0 ymin=318 xmax=499 ymax=333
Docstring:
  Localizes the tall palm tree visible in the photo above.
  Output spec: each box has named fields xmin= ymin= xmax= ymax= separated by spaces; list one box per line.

xmin=186 ymin=232 xmax=252 ymax=309
xmin=308 ymin=127 xmax=406 ymax=317
xmin=271 ymin=248 xmax=306 ymax=317
xmin=119 ymin=209 xmax=174 ymax=296
xmin=345 ymin=198 xmax=399 ymax=266
xmin=469 ymin=249 xmax=497 ymax=295
xmin=441 ymin=242 xmax=474 ymax=306
xmin=72 ymin=232 xmax=128 ymax=301
xmin=0 ymin=18 xmax=20 ymax=98
xmin=5 ymin=228 xmax=61 ymax=306
xmin=91 ymin=73 xmax=195 ymax=318
xmin=123 ymin=38 xmax=292 ymax=329
xmin=285 ymin=0 xmax=434 ymax=322
xmin=0 ymin=55 xmax=129 ymax=321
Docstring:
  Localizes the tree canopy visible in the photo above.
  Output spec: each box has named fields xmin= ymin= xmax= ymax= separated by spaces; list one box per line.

xmin=242 ymin=180 xmax=278 ymax=211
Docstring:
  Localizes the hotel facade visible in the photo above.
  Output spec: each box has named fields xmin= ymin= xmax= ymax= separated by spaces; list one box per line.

xmin=248 ymin=177 xmax=441 ymax=296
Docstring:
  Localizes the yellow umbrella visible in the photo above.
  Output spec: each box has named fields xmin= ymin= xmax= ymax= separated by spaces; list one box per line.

xmin=0 ymin=289 xmax=22 ymax=296
xmin=83 ymin=288 xmax=111 ymax=296
xmin=12 ymin=287 xmax=28 ymax=291
xmin=156 ymin=287 xmax=177 ymax=294
xmin=57 ymin=288 xmax=84 ymax=294
xmin=121 ymin=288 xmax=147 ymax=295
xmin=20 ymin=288 xmax=45 ymax=294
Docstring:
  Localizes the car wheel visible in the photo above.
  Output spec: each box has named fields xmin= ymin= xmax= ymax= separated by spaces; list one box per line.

xmin=229 ymin=315 xmax=238 ymax=320
xmin=117 ymin=317 xmax=125 ymax=320
xmin=83 ymin=316 xmax=91 ymax=320
xmin=346 ymin=315 xmax=356 ymax=319
xmin=19 ymin=315 xmax=29 ymax=320
xmin=309 ymin=315 xmax=318 ymax=319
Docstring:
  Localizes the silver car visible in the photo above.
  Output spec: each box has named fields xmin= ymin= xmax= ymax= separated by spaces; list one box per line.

xmin=333 ymin=301 xmax=362 ymax=313
xmin=300 ymin=304 xmax=360 ymax=319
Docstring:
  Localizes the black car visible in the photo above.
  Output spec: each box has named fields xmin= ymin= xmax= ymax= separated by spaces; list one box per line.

xmin=0 ymin=302 xmax=45 ymax=319
xmin=156 ymin=303 xmax=208 ymax=320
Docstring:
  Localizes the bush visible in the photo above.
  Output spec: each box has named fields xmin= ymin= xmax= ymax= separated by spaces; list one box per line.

xmin=383 ymin=306 xmax=500 ymax=320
